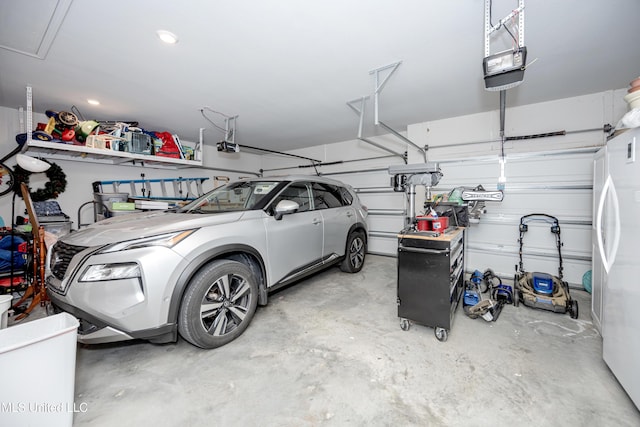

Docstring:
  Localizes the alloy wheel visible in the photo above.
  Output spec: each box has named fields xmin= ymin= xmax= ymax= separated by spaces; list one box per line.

xmin=200 ymin=272 xmax=252 ymax=337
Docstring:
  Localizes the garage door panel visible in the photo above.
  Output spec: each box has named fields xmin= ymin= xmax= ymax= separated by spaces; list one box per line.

xmin=367 ymin=215 xmax=403 ymax=232
xmin=280 ymin=149 xmax=596 ymax=274
xmin=367 ymin=236 xmax=399 ymax=256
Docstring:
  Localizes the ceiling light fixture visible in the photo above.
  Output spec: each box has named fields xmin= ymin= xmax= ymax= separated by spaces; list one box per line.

xmin=156 ymin=30 xmax=178 ymax=45
xmin=87 ymin=99 xmax=100 ymax=106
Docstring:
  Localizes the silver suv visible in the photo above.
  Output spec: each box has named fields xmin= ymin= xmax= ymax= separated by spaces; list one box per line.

xmin=46 ymin=175 xmax=368 ymax=349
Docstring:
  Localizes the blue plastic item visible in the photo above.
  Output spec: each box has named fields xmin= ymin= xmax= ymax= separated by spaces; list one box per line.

xmin=582 ymin=270 xmax=592 ymax=293
xmin=464 ymin=289 xmax=480 ymax=306
xmin=494 ymin=282 xmax=514 ymax=304
xmin=532 ymin=272 xmax=554 ymax=295
xmin=470 ymin=270 xmax=483 ymax=285
xmin=464 ymin=270 xmax=484 ymax=306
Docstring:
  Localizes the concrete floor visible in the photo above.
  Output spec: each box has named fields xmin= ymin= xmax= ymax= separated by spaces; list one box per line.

xmin=8 ymin=255 xmax=640 ymax=426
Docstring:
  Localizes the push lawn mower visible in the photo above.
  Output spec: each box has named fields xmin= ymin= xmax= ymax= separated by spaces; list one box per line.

xmin=513 ymin=213 xmax=578 ymax=319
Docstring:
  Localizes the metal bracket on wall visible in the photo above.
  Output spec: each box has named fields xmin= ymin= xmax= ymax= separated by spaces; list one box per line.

xmin=346 ymin=96 xmax=406 ymax=162
xmin=347 ymin=61 xmax=427 ymax=163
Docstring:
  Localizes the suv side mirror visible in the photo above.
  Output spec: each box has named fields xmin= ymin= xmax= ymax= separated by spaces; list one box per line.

xmin=274 ymin=200 xmax=299 ymax=220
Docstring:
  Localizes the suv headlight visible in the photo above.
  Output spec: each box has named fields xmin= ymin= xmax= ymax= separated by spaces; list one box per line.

xmin=79 ymin=263 xmax=141 ymax=282
xmin=99 ymin=230 xmax=196 ymax=254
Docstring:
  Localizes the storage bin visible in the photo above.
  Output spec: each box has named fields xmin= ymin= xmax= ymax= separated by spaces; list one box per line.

xmin=430 ymin=217 xmax=449 ymax=231
xmin=416 ymin=216 xmax=431 ymax=231
xmin=0 ymin=294 xmax=11 ymax=328
xmin=42 ymin=220 xmax=73 ymax=237
xmin=109 ymin=209 xmax=142 ymax=217
xmin=416 ymin=216 xmax=449 ymax=231
xmin=94 ymin=192 xmax=129 ymax=219
xmin=0 ymin=313 xmax=79 ymax=427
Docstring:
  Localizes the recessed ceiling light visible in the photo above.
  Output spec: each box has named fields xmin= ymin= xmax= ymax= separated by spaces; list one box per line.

xmin=156 ymin=30 xmax=178 ymax=44
xmin=87 ymin=99 xmax=100 ymax=106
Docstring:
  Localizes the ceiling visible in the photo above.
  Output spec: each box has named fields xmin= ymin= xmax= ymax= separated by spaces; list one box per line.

xmin=1 ymin=0 xmax=639 ymax=153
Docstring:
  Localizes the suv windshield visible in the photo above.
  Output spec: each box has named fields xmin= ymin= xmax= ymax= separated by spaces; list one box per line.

xmin=179 ymin=180 xmax=282 ymax=213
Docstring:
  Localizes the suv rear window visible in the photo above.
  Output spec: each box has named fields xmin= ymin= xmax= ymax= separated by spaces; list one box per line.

xmin=313 ymin=183 xmax=347 ymax=209
xmin=339 ymin=187 xmax=353 ymax=206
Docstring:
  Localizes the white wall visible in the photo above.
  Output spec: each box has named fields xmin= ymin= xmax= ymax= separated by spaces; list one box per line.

xmin=0 ymin=106 xmax=262 ymax=229
xmin=408 ymin=90 xmax=627 ymax=158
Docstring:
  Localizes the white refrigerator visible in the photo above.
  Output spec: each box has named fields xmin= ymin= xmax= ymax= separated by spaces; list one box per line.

xmin=594 ymin=126 xmax=640 ymax=409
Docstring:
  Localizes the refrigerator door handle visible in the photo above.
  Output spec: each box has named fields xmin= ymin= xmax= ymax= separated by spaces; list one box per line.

xmin=596 ymin=175 xmax=621 ymax=274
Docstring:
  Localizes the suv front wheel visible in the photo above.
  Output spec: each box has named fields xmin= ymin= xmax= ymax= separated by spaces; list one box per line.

xmin=340 ymin=230 xmax=366 ymax=273
xmin=178 ymin=259 xmax=258 ymax=349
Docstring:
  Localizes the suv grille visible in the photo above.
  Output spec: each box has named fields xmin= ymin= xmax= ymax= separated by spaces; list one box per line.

xmin=50 ymin=241 xmax=87 ymax=280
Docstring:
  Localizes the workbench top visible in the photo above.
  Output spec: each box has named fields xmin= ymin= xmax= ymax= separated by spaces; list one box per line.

xmin=397 ymin=226 xmax=464 ymax=242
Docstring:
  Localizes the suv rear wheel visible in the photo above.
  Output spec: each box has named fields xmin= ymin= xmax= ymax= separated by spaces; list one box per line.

xmin=178 ymin=259 xmax=258 ymax=349
xmin=340 ymin=230 xmax=366 ymax=273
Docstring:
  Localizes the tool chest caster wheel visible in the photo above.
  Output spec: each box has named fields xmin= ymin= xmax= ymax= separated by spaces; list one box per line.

xmin=435 ymin=327 xmax=448 ymax=342
xmin=400 ymin=318 xmax=410 ymax=331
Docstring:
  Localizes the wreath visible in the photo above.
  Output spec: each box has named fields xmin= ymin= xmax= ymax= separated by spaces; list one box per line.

xmin=12 ymin=161 xmax=67 ymax=202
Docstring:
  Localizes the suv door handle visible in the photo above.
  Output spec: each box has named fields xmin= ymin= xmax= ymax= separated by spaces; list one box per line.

xmin=312 ymin=218 xmax=321 ymax=225
xmin=346 ymin=211 xmax=354 ymax=217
